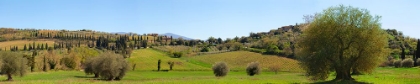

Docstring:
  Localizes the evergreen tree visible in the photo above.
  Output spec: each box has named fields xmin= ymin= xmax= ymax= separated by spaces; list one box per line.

xmin=29 ymin=44 xmax=32 ymax=50
xmin=24 ymin=44 xmax=27 ymax=51
xmin=45 ymin=43 xmax=48 ymax=49
xmin=37 ymin=44 xmax=40 ymax=50
xmin=415 ymin=39 xmax=420 ymax=66
xmin=401 ymin=46 xmax=405 ymax=60
xmin=41 ymin=43 xmax=44 ymax=50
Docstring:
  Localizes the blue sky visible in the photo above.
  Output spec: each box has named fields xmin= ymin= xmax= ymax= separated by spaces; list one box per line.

xmin=0 ymin=0 xmax=419 ymax=40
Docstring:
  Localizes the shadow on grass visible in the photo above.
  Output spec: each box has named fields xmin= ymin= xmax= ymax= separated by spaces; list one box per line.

xmin=74 ymin=76 xmax=122 ymax=81
xmin=74 ymin=76 xmax=95 ymax=78
xmin=311 ymin=80 xmax=371 ymax=84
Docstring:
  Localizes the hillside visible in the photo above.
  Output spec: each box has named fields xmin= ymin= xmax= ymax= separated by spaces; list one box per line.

xmin=188 ymin=51 xmax=303 ymax=72
xmin=128 ymin=49 xmax=210 ymax=71
xmin=0 ymin=40 xmax=55 ymax=51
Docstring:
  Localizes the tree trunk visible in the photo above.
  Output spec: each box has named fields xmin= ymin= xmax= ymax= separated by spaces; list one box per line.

xmin=107 ymin=76 xmax=114 ymax=81
xmin=7 ymin=73 xmax=13 ymax=81
xmin=351 ymin=68 xmax=362 ymax=75
xmin=94 ymin=73 xmax=99 ymax=78
xmin=114 ymin=77 xmax=121 ymax=81
xmin=334 ymin=67 xmax=354 ymax=81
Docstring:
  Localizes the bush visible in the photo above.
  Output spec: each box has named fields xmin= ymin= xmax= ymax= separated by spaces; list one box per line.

xmin=83 ymin=52 xmax=129 ymax=81
xmin=60 ymin=57 xmax=77 ymax=70
xmin=168 ymin=61 xmax=175 ymax=70
xmin=246 ymin=62 xmax=260 ymax=76
xmin=269 ymin=65 xmax=281 ymax=74
xmin=401 ymin=59 xmax=414 ymax=68
xmin=417 ymin=59 xmax=420 ymax=66
xmin=393 ymin=59 xmax=402 ymax=68
xmin=172 ymin=52 xmax=183 ymax=58
xmin=201 ymin=47 xmax=210 ymax=52
xmin=212 ymin=62 xmax=229 ymax=77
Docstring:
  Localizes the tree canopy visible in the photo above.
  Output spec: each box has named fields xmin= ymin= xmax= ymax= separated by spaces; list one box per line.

xmin=0 ymin=51 xmax=28 ymax=81
xmin=297 ymin=5 xmax=388 ymax=81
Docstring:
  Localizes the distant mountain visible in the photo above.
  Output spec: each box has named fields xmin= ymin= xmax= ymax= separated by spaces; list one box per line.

xmin=113 ymin=32 xmax=129 ymax=35
xmin=162 ymin=33 xmax=194 ymax=40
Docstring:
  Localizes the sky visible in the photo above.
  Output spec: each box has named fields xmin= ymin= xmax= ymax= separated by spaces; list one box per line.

xmin=0 ymin=0 xmax=419 ymax=40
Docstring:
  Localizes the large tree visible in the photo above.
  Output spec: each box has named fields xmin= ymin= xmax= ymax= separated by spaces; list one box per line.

xmin=0 ymin=51 xmax=28 ymax=81
xmin=297 ymin=5 xmax=388 ymax=81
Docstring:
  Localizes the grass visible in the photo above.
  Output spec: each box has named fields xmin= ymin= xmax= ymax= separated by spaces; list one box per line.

xmin=0 ymin=67 xmax=418 ymax=84
xmin=0 ymin=40 xmax=55 ymax=51
xmin=188 ymin=51 xmax=303 ymax=72
xmin=0 ymin=49 xmax=418 ymax=83
xmin=128 ymin=49 xmax=210 ymax=71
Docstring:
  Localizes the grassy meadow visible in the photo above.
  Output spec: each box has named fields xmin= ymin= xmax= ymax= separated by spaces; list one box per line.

xmin=0 ymin=67 xmax=418 ymax=84
xmin=0 ymin=48 xmax=417 ymax=83
xmin=128 ymin=49 xmax=210 ymax=71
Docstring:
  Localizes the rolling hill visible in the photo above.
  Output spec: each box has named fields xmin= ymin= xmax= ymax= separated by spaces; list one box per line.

xmin=187 ymin=51 xmax=303 ymax=72
xmin=128 ymin=49 xmax=210 ymax=71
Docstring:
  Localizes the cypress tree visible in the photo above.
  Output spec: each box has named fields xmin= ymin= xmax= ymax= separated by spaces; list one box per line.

xmin=45 ymin=43 xmax=48 ymax=49
xmin=29 ymin=44 xmax=32 ymax=50
xmin=31 ymin=51 xmax=37 ymax=72
xmin=158 ymin=59 xmax=161 ymax=71
xmin=41 ymin=43 xmax=44 ymax=50
xmin=33 ymin=42 xmax=36 ymax=50
xmin=415 ymin=39 xmax=420 ymax=66
xmin=37 ymin=44 xmax=40 ymax=50
xmin=24 ymin=44 xmax=27 ymax=51
xmin=401 ymin=47 xmax=405 ymax=60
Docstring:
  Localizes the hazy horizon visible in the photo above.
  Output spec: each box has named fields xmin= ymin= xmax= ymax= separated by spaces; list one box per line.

xmin=0 ymin=0 xmax=419 ymax=40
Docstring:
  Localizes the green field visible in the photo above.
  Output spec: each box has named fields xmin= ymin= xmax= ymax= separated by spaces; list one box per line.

xmin=0 ymin=49 xmax=418 ymax=83
xmin=129 ymin=49 xmax=210 ymax=71
xmin=0 ymin=68 xmax=417 ymax=84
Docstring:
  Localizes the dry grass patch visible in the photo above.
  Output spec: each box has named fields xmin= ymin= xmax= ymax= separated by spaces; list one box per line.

xmin=0 ymin=40 xmax=55 ymax=51
xmin=189 ymin=51 xmax=303 ymax=72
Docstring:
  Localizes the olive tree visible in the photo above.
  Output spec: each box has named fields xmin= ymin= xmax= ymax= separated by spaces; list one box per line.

xmin=212 ymin=62 xmax=229 ymax=77
xmin=0 ymin=51 xmax=28 ymax=81
xmin=246 ymin=62 xmax=260 ymax=76
xmin=83 ymin=51 xmax=129 ymax=81
xmin=297 ymin=5 xmax=388 ymax=80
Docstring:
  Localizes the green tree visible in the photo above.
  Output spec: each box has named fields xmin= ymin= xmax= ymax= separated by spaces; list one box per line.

xmin=297 ymin=5 xmax=388 ymax=81
xmin=212 ymin=62 xmax=229 ymax=77
xmin=0 ymin=51 xmax=28 ymax=81
xmin=83 ymin=52 xmax=129 ymax=80
xmin=23 ymin=44 xmax=27 ymax=51
xmin=157 ymin=59 xmax=161 ymax=71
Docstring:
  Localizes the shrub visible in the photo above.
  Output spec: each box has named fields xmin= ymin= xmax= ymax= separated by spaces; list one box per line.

xmin=388 ymin=59 xmax=395 ymax=67
xmin=201 ymin=47 xmax=210 ymax=52
xmin=212 ymin=62 xmax=229 ymax=77
xmin=60 ymin=57 xmax=77 ymax=70
xmin=246 ymin=62 xmax=261 ymax=76
xmin=393 ymin=59 xmax=402 ymax=68
xmin=83 ymin=52 xmax=129 ymax=81
xmin=168 ymin=61 xmax=175 ymax=70
xmin=172 ymin=52 xmax=183 ymax=58
xmin=417 ymin=59 xmax=420 ymax=66
xmin=269 ymin=64 xmax=281 ymax=74
xmin=380 ymin=59 xmax=394 ymax=67
xmin=401 ymin=59 xmax=414 ymax=68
